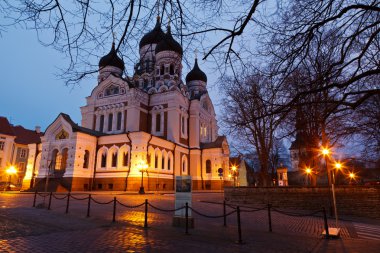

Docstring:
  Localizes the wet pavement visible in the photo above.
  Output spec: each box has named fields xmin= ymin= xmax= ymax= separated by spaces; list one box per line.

xmin=1 ymin=192 xmax=380 ymax=252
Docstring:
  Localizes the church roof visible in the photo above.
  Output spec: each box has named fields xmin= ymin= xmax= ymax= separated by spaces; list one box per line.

xmin=0 ymin=117 xmax=15 ymax=136
xmin=139 ymin=17 xmax=165 ymax=49
xmin=60 ymin=113 xmax=106 ymax=137
xmin=155 ymin=26 xmax=183 ymax=56
xmin=200 ymin=136 xmax=226 ymax=149
xmin=99 ymin=43 xmax=125 ymax=71
xmin=186 ymin=58 xmax=207 ymax=83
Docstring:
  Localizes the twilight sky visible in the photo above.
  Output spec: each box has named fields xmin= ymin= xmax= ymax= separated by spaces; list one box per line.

xmin=0 ymin=26 xmax=221 ymax=131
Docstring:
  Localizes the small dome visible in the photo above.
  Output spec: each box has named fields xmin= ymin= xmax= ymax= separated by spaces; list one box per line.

xmin=155 ymin=26 xmax=183 ymax=56
xmin=186 ymin=59 xmax=207 ymax=83
xmin=139 ymin=17 xmax=165 ymax=49
xmin=99 ymin=43 xmax=125 ymax=71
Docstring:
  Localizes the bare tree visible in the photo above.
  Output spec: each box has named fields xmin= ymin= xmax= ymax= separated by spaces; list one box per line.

xmin=221 ymin=71 xmax=284 ymax=186
xmin=266 ymin=0 xmax=380 ymax=113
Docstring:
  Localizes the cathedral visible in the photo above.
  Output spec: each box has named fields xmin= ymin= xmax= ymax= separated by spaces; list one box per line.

xmin=22 ymin=17 xmax=231 ymax=191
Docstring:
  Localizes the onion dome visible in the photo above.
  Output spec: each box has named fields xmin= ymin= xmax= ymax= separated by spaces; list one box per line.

xmin=139 ymin=17 xmax=165 ymax=49
xmin=99 ymin=43 xmax=125 ymax=71
xmin=186 ymin=58 xmax=207 ymax=83
xmin=155 ymin=26 xmax=183 ymax=56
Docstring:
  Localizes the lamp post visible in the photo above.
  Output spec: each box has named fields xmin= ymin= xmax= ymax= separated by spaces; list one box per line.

xmin=138 ymin=161 xmax=148 ymax=194
xmin=321 ymin=147 xmax=340 ymax=237
xmin=5 ymin=166 xmax=17 ymax=191
xmin=231 ymin=165 xmax=238 ymax=187
xmin=305 ymin=167 xmax=312 ymax=186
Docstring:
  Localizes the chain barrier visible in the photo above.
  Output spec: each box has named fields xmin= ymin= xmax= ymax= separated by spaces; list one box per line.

xmin=240 ymin=206 xmax=267 ymax=213
xmin=148 ymin=203 xmax=185 ymax=212
xmin=52 ymin=194 xmax=68 ymax=200
xmin=90 ymin=197 xmax=114 ymax=205
xmin=116 ymin=200 xmax=145 ymax=209
xmin=37 ymin=193 xmax=49 ymax=197
xmin=70 ymin=195 xmax=90 ymax=201
xmin=190 ymin=206 xmax=236 ymax=219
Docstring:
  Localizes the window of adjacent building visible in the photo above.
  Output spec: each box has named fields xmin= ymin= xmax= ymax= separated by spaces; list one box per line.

xmin=206 ymin=160 xmax=212 ymax=174
xmin=170 ymin=64 xmax=174 ymax=75
xmin=0 ymin=141 xmax=5 ymax=150
xmin=108 ymin=183 xmax=113 ymax=190
xmin=99 ymin=115 xmax=104 ymax=132
xmin=83 ymin=150 xmax=90 ymax=168
xmin=160 ymin=65 xmax=164 ymax=75
xmin=101 ymin=153 xmax=107 ymax=168
xmin=108 ymin=113 xmax=113 ymax=131
xmin=20 ymin=149 xmax=27 ymax=158
xmin=117 ymin=112 xmax=122 ymax=131
xmin=156 ymin=113 xmax=161 ymax=132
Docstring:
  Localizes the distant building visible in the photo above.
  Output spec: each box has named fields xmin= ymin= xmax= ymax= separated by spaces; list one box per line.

xmin=22 ymin=17 xmax=231 ymax=191
xmin=0 ymin=116 xmax=42 ymax=187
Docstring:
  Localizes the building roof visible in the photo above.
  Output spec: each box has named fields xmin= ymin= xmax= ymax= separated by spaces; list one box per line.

xmin=186 ymin=58 xmax=207 ymax=83
xmin=60 ymin=113 xmax=106 ymax=137
xmin=99 ymin=43 xmax=125 ymax=71
xmin=0 ymin=116 xmax=15 ymax=136
xmin=139 ymin=16 xmax=165 ymax=49
xmin=155 ymin=26 xmax=183 ymax=56
xmin=200 ymin=136 xmax=226 ymax=149
xmin=13 ymin=126 xmax=43 ymax=144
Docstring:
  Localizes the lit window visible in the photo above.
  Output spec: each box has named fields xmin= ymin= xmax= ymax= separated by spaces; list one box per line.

xmin=20 ymin=149 xmax=27 ymax=158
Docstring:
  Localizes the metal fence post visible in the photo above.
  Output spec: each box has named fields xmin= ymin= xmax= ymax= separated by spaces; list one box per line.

xmin=223 ymin=200 xmax=227 ymax=227
xmin=185 ymin=202 xmax=189 ymax=235
xmin=267 ymin=204 xmax=272 ymax=232
xmin=236 ymin=206 xmax=243 ymax=244
xmin=323 ymin=207 xmax=330 ymax=239
xmin=32 ymin=191 xmax=37 ymax=207
xmin=65 ymin=192 xmax=70 ymax=214
xmin=144 ymin=199 xmax=148 ymax=228
xmin=112 ymin=197 xmax=117 ymax=222
xmin=48 ymin=192 xmax=52 ymax=210
xmin=86 ymin=194 xmax=91 ymax=218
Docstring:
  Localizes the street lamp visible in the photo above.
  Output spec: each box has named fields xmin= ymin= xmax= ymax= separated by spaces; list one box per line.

xmin=305 ymin=167 xmax=312 ymax=186
xmin=5 ymin=166 xmax=17 ymax=191
xmin=231 ymin=165 xmax=237 ymax=187
xmin=138 ymin=160 xmax=149 ymax=194
xmin=321 ymin=147 xmax=340 ymax=237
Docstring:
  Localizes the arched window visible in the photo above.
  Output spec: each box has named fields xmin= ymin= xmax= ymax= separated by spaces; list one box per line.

xmin=83 ymin=150 xmax=90 ymax=168
xmin=51 ymin=149 xmax=59 ymax=170
xmin=182 ymin=155 xmax=188 ymax=174
xmin=122 ymin=152 xmax=129 ymax=166
xmin=155 ymin=153 xmax=159 ymax=169
xmin=60 ymin=148 xmax=68 ymax=171
xmin=99 ymin=115 xmax=104 ymax=132
xmin=101 ymin=153 xmax=107 ymax=168
xmin=181 ymin=116 xmax=185 ymax=135
xmin=117 ymin=112 xmax=122 ymax=131
xmin=156 ymin=113 xmax=161 ymax=132
xmin=108 ymin=113 xmax=113 ymax=131
xmin=162 ymin=156 xmax=165 ymax=170
xmin=111 ymin=152 xmax=117 ymax=167
xmin=206 ymin=160 xmax=212 ymax=174
xmin=168 ymin=158 xmax=171 ymax=171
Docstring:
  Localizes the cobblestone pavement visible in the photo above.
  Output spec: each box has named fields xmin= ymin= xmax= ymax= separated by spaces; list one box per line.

xmin=1 ymin=192 xmax=380 ymax=253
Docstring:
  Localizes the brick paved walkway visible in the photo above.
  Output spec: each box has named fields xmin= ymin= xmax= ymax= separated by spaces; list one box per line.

xmin=1 ymin=192 xmax=380 ymax=253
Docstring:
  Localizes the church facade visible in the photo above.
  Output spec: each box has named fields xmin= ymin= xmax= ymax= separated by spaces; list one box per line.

xmin=22 ymin=17 xmax=231 ymax=191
